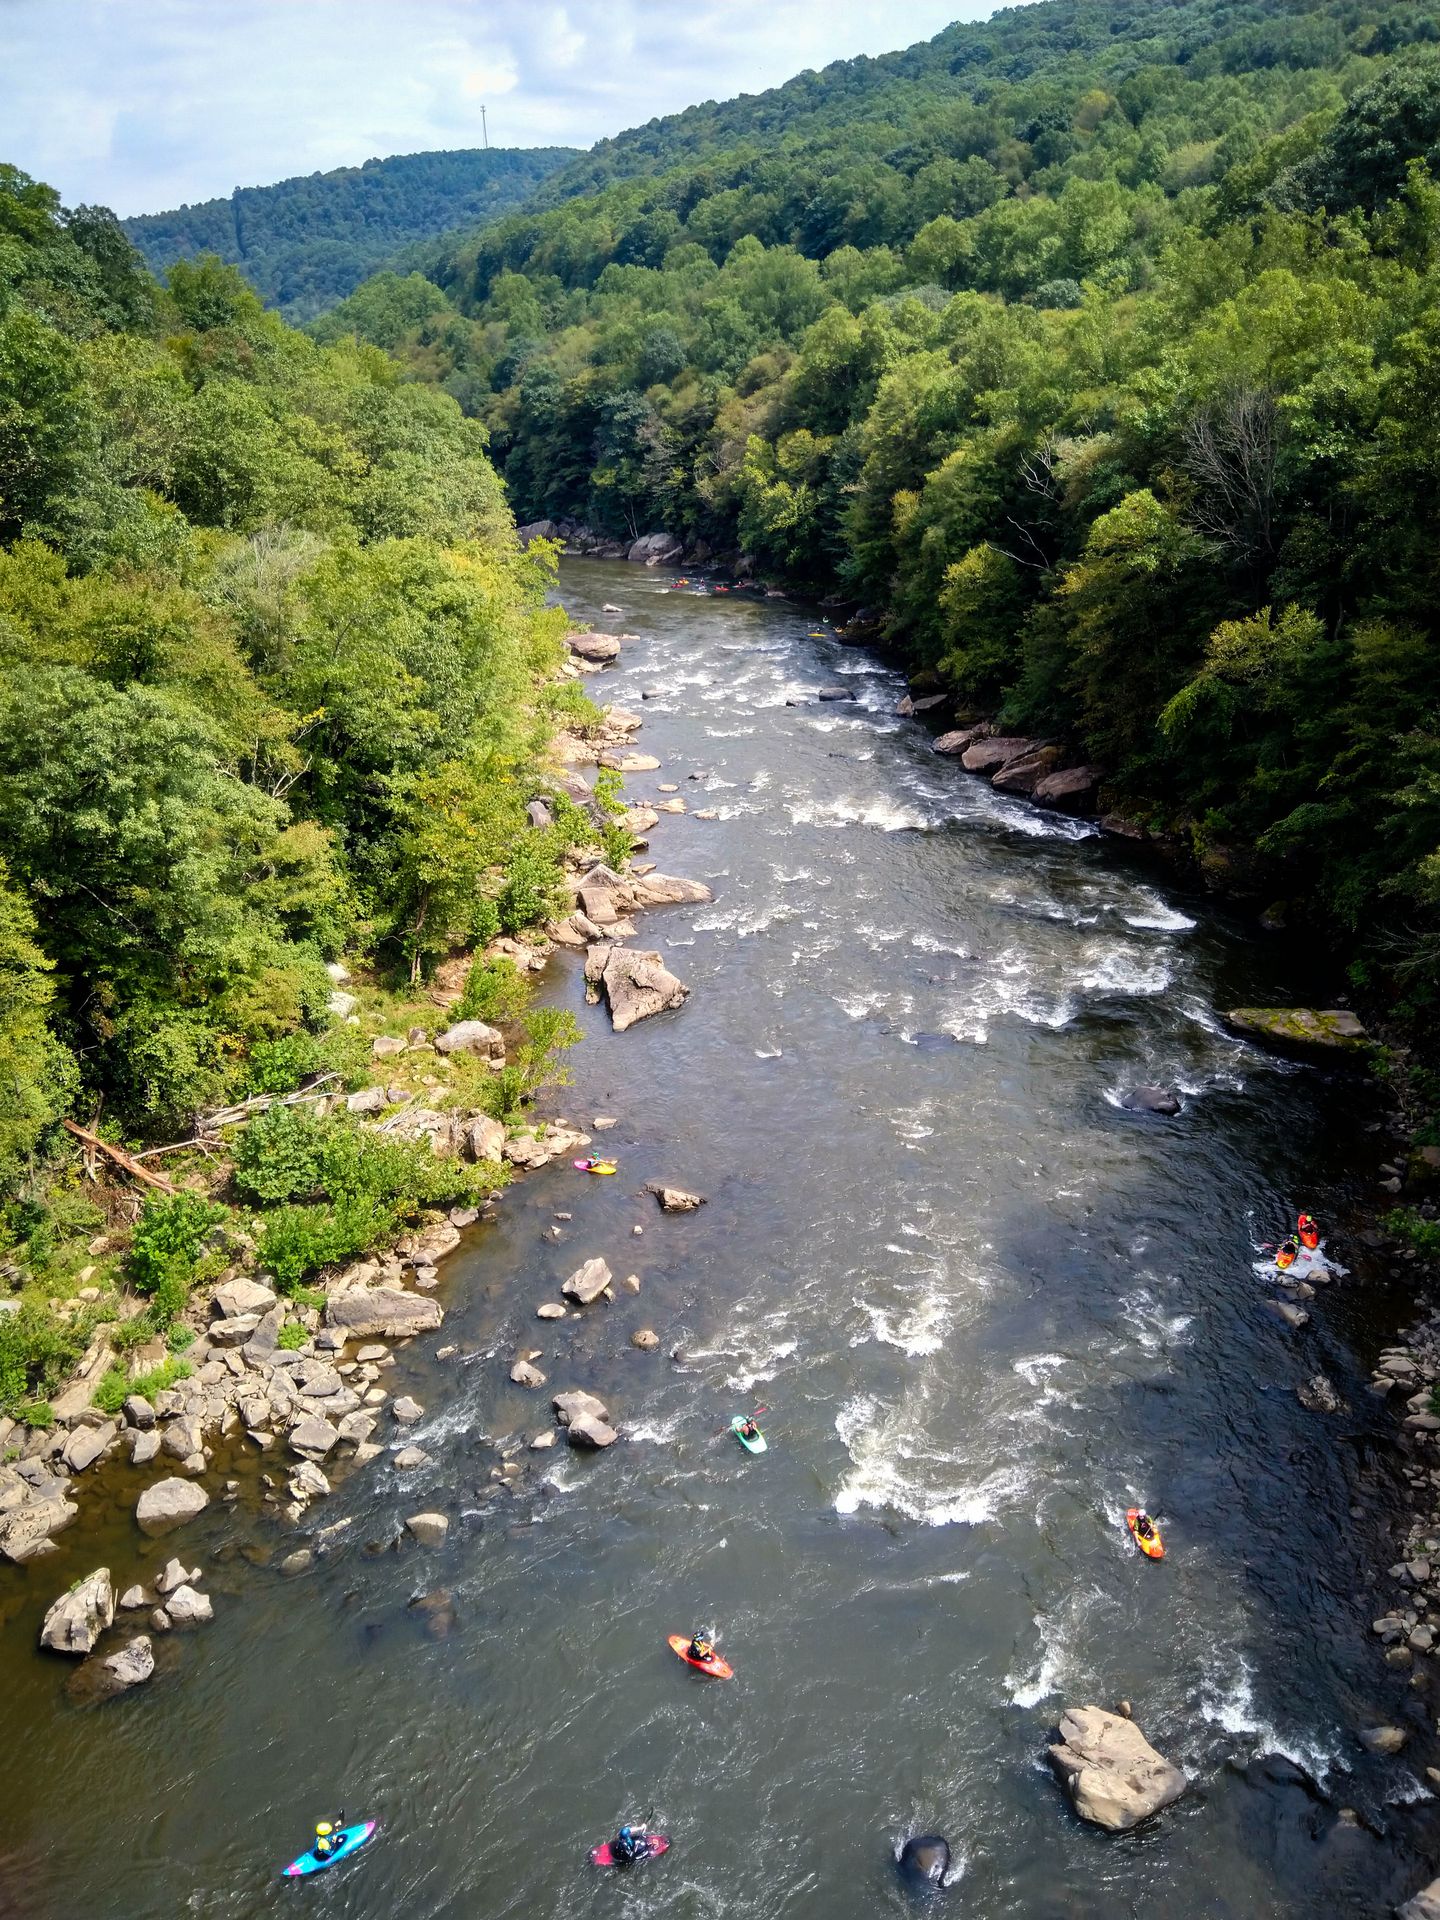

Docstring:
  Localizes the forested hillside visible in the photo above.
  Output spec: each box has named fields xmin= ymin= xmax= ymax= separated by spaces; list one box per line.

xmin=321 ymin=0 xmax=1440 ymax=1016
xmin=123 ymin=147 xmax=575 ymax=320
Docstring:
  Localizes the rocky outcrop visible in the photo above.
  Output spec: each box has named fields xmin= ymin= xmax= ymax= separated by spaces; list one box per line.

xmin=212 ymin=1278 xmax=277 ymax=1319
xmin=585 ymin=944 xmax=689 ymax=1031
xmin=599 ymin=748 xmax=661 ymax=773
xmin=40 ymin=1568 xmax=114 ymax=1653
xmin=405 ymin=1512 xmax=449 ymax=1547
xmin=990 ymin=745 xmax=1064 ymax=795
xmin=0 ymin=1480 xmax=77 ymax=1564
xmin=1225 ymin=1007 xmax=1368 ymax=1054
xmin=961 ymin=734 xmax=1046 ymax=775
xmin=62 ymin=1420 xmax=117 ymax=1473
xmin=627 ymin=531 xmax=683 ymax=565
xmin=1297 ymin=1374 xmax=1346 ymax=1413
xmin=326 ymin=1287 xmax=443 ymax=1340
xmin=1034 ymin=765 xmax=1102 ymax=814
xmin=932 ymin=723 xmax=991 ymax=756
xmin=563 ymin=1257 xmax=613 ymax=1305
xmin=1047 ymin=1705 xmax=1186 ymax=1831
xmin=630 ymin=872 xmax=712 ymax=908
xmin=135 ymin=1478 xmax=210 ymax=1537
xmin=565 ymin=629 xmax=621 ymax=664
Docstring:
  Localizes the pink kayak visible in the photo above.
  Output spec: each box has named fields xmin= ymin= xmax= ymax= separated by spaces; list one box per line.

xmin=590 ymin=1835 xmax=670 ymax=1866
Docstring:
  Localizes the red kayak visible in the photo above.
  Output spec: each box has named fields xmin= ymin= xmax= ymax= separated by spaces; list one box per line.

xmin=590 ymin=1836 xmax=670 ymax=1866
xmin=667 ymin=1633 xmax=733 ymax=1678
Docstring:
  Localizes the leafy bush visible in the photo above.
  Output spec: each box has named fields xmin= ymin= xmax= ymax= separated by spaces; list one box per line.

xmin=128 ymin=1191 xmax=228 ymax=1295
xmin=259 ymin=1196 xmax=390 ymax=1292
xmin=1392 ymin=1207 xmax=1440 ymax=1257
xmin=496 ymin=840 xmax=565 ymax=935
xmin=480 ymin=1006 xmax=581 ymax=1122
xmin=276 ymin=1319 xmax=308 ymax=1351
xmin=94 ymin=1354 xmax=191 ymax=1413
xmin=18 ymin=1400 xmax=53 ymax=1429
xmin=456 ymin=955 xmax=533 ymax=1026
xmin=243 ymin=1031 xmax=324 ymax=1096
xmin=0 ymin=1296 xmax=88 ymax=1416
xmin=232 ymin=1102 xmax=329 ymax=1202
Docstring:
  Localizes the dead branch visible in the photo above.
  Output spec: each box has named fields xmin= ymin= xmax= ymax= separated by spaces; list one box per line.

xmin=62 ymin=1119 xmax=176 ymax=1193
xmin=130 ymin=1073 xmax=342 ymax=1160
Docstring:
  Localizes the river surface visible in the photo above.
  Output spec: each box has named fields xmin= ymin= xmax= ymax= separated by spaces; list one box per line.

xmin=1 ymin=558 xmax=1436 ymax=1919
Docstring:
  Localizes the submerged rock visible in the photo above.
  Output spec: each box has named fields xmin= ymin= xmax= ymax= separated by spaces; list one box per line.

xmin=68 ymin=1634 xmax=154 ymax=1704
xmin=1120 ymin=1086 xmax=1181 ymax=1116
xmin=1297 ymin=1374 xmax=1346 ymax=1414
xmin=1399 ymin=1874 xmax=1440 ymax=1919
xmin=1048 ymin=1704 xmax=1186 ymax=1831
xmin=897 ymin=1834 xmax=951 ymax=1888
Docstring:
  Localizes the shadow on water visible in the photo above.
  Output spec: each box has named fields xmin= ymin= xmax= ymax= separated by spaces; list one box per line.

xmin=1 ymin=557 xmax=1438 ymax=1919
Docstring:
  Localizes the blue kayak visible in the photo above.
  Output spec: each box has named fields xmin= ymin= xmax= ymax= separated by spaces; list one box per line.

xmin=283 ymin=1820 xmax=377 ymax=1877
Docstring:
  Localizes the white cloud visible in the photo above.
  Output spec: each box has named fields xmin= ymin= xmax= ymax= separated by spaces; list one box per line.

xmin=1 ymin=0 xmax=1017 ymax=216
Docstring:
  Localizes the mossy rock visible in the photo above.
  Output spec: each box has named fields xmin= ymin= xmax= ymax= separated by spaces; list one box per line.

xmin=1225 ymin=1007 xmax=1368 ymax=1055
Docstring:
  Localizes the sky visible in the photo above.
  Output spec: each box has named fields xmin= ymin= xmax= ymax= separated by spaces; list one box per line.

xmin=3 ymin=1 xmax=1016 ymax=219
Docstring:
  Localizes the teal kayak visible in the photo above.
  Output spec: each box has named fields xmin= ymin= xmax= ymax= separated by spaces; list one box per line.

xmin=731 ymin=1417 xmax=767 ymax=1454
xmin=283 ymin=1820 xmax=377 ymax=1877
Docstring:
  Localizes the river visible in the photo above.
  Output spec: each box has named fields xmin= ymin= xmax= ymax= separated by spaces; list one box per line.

xmin=0 ymin=556 xmax=1435 ymax=1919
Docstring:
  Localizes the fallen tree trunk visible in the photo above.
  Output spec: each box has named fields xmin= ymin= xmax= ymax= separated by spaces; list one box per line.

xmin=63 ymin=1120 xmax=176 ymax=1194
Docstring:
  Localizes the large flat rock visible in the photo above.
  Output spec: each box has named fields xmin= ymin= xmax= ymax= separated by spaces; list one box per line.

xmin=326 ymin=1287 xmax=443 ymax=1340
xmin=1225 ymin=1007 xmax=1367 ymax=1055
xmin=1048 ymin=1704 xmax=1186 ymax=1831
xmin=135 ymin=1477 xmax=210 ymax=1538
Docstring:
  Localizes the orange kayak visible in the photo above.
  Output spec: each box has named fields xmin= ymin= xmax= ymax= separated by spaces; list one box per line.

xmin=1126 ymin=1508 xmax=1165 ymax=1559
xmin=668 ymin=1633 xmax=733 ymax=1677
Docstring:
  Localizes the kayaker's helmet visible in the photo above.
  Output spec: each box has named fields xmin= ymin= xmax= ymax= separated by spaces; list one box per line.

xmin=619 ymin=1827 xmax=632 ymax=1842
xmin=316 ymin=1824 xmax=333 ymax=1838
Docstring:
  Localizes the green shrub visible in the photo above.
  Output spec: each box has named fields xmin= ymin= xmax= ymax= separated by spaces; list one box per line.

xmin=0 ymin=1296 xmax=88 ymax=1415
xmin=259 ymin=1195 xmax=394 ymax=1292
xmin=1392 ymin=1207 xmax=1440 ymax=1257
xmin=496 ymin=840 xmax=564 ymax=935
xmin=276 ymin=1319 xmax=308 ymax=1351
xmin=479 ymin=1006 xmax=581 ymax=1121
xmin=243 ymin=1031 xmax=324 ymax=1096
xmin=456 ymin=955 xmax=533 ymax=1026
xmin=233 ymin=1102 xmax=329 ymax=1203
xmin=17 ymin=1400 xmax=53 ymax=1429
xmin=94 ymin=1358 xmax=192 ymax=1414
xmin=129 ymin=1192 xmax=228 ymax=1295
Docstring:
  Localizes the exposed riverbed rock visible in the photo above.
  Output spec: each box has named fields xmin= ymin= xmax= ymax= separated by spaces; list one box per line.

xmin=565 ymin=629 xmax=621 ymax=664
xmin=991 ymin=745 xmax=1065 ymax=795
xmin=40 ymin=1568 xmax=114 ymax=1653
xmin=211 ymin=1278 xmax=278 ymax=1320
xmin=62 ymin=1420 xmax=117 ymax=1473
xmin=166 ymin=1583 xmax=214 ymax=1626
xmin=563 ymin=1257 xmax=614 ymax=1305
xmin=932 ymin=723 xmax=991 ymax=756
xmin=1034 ymin=765 xmax=1103 ymax=814
xmin=1297 ymin=1374 xmax=1346 ymax=1414
xmin=1048 ymin=1705 xmax=1186 ymax=1830
xmin=405 ymin=1511 xmax=449 ymax=1547
xmin=326 ymin=1287 xmax=443 ymax=1340
xmin=584 ymin=944 xmax=690 ymax=1031
xmin=962 ymin=734 xmax=1046 ymax=775
xmin=897 ymin=1835 xmax=951 ymax=1888
xmin=649 ymin=1184 xmax=705 ymax=1212
xmin=0 ymin=1491 xmax=77 ymax=1564
xmin=510 ymin=1359 xmax=547 ymax=1388
xmin=627 ymin=531 xmax=683 ymax=565
xmin=1224 ymin=1007 xmax=1368 ymax=1054
xmin=135 ymin=1478 xmax=210 ymax=1537
xmin=68 ymin=1634 xmax=154 ymax=1704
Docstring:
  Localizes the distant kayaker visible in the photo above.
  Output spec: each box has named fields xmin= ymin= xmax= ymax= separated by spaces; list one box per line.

xmin=1275 ymin=1238 xmax=1299 ymax=1271
xmin=1298 ymin=1213 xmax=1320 ymax=1250
xmin=739 ymin=1416 xmax=760 ymax=1441
xmin=613 ymin=1825 xmax=648 ymax=1863
xmin=687 ymin=1632 xmax=715 ymax=1664
xmin=1134 ymin=1512 xmax=1157 ymax=1544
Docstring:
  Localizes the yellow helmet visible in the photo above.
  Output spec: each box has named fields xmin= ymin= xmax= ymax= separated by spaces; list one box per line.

xmin=316 ymin=1823 xmax=333 ymax=1837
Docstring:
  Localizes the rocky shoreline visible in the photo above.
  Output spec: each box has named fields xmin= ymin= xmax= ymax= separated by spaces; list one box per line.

xmin=0 ymin=618 xmax=712 ymax=1705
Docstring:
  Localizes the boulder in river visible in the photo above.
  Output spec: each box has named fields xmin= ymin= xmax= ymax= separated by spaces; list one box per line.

xmin=1224 ymin=1007 xmax=1367 ymax=1055
xmin=990 ymin=745 xmax=1064 ymax=795
xmin=1048 ymin=1704 xmax=1186 ymax=1830
xmin=566 ymin=1413 xmax=618 ymax=1449
xmin=565 ymin=629 xmax=621 ymax=664
xmin=326 ymin=1287 xmax=443 ymax=1340
xmin=0 ymin=1495 xmax=77 ymax=1564
xmin=627 ymin=531 xmax=683 ymax=565
xmin=1358 ymin=1724 xmax=1407 ymax=1755
xmin=932 ymin=723 xmax=991 ymax=756
xmin=897 ymin=1834 xmax=951 ymax=1888
xmin=135 ymin=1478 xmax=210 ymax=1537
xmin=584 ymin=944 xmax=690 ymax=1031
xmin=961 ymin=735 xmax=1045 ymax=775
xmin=562 ymin=1257 xmax=613 ymax=1305
xmin=649 ymin=1184 xmax=705 ymax=1212
xmin=405 ymin=1512 xmax=449 ymax=1548
xmin=68 ymin=1634 xmax=154 ymax=1704
xmin=165 ymin=1584 xmax=214 ymax=1627
xmin=1120 ymin=1086 xmax=1182 ymax=1116
xmin=629 ymin=872 xmax=713 ymax=907
xmin=40 ymin=1568 xmax=114 ymax=1653
xmin=1297 ymin=1374 xmax=1346 ymax=1413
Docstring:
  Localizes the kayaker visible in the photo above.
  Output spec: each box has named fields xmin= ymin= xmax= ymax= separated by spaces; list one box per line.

xmin=1275 ymin=1238 xmax=1299 ymax=1271
xmin=613 ymin=1825 xmax=648 ymax=1863
xmin=739 ymin=1416 xmax=760 ymax=1441
xmin=1134 ymin=1512 xmax=1157 ymax=1543
xmin=687 ymin=1632 xmax=715 ymax=1664
xmin=1298 ymin=1213 xmax=1320 ymax=1250
xmin=313 ymin=1821 xmax=344 ymax=1861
